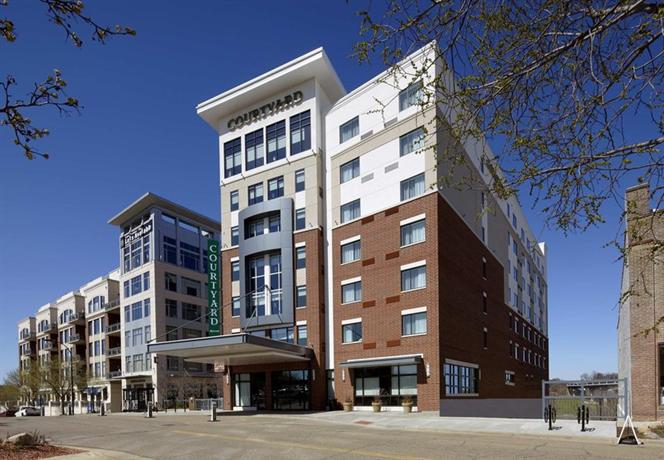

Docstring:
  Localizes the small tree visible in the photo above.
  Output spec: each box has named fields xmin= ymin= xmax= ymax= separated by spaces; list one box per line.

xmin=39 ymin=356 xmax=87 ymax=415
xmin=5 ymin=361 xmax=40 ymax=404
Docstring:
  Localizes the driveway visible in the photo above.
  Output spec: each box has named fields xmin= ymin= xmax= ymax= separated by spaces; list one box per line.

xmin=0 ymin=412 xmax=659 ymax=459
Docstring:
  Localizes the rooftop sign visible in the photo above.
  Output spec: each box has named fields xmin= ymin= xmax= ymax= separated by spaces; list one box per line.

xmin=227 ymin=91 xmax=303 ymax=131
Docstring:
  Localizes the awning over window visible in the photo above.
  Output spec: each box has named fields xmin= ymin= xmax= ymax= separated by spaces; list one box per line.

xmin=339 ymin=354 xmax=423 ymax=369
xmin=147 ymin=333 xmax=312 ymax=366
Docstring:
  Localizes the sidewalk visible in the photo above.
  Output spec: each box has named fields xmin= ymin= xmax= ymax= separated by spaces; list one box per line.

xmin=273 ymin=410 xmax=618 ymax=439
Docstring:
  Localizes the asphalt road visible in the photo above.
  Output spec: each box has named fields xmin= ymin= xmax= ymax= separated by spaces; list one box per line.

xmin=1 ymin=413 xmax=661 ymax=459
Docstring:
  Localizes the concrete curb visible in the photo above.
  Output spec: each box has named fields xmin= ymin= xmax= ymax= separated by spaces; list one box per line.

xmin=52 ymin=446 xmax=152 ymax=459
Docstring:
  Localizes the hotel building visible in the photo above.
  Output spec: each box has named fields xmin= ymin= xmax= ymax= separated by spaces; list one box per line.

xmin=619 ymin=183 xmax=664 ymax=421
xmin=149 ymin=43 xmax=549 ymax=415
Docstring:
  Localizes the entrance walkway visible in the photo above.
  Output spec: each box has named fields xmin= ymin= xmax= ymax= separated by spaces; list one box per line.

xmin=275 ymin=410 xmax=618 ymax=439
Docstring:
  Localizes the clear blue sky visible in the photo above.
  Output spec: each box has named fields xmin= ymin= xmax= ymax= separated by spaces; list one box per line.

xmin=0 ymin=1 xmax=625 ymax=381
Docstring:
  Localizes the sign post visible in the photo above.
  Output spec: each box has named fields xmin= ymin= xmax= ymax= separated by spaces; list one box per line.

xmin=207 ymin=239 xmax=221 ymax=336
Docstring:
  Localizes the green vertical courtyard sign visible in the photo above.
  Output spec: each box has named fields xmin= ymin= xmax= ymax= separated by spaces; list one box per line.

xmin=207 ymin=239 xmax=220 ymax=335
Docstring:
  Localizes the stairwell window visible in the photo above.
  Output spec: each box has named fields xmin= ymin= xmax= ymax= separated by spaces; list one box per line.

xmin=339 ymin=116 xmax=359 ymax=144
xmin=231 ymin=226 xmax=239 ymax=246
xmin=231 ymin=261 xmax=240 ymax=282
xmin=401 ymin=173 xmax=425 ymax=201
xmin=295 ymin=169 xmax=305 ymax=192
xmin=295 ymin=208 xmax=306 ymax=230
xmin=230 ymin=190 xmax=239 ymax=212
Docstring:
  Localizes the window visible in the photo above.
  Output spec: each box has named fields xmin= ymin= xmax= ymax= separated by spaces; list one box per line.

xmin=340 ymin=199 xmax=360 ymax=223
xmin=271 ymin=327 xmax=294 ymax=344
xmin=339 ymin=116 xmax=359 ymax=144
xmin=231 ymin=226 xmax=239 ymax=246
xmin=402 ymin=311 xmax=427 ymax=336
xmin=266 ymin=120 xmax=286 ymax=162
xmin=341 ymin=240 xmax=360 ymax=264
xmin=444 ymin=362 xmax=479 ymax=395
xmin=166 ymin=299 xmax=177 ymax=317
xmin=401 ymin=265 xmax=426 ymax=291
xmin=245 ymin=216 xmax=265 ymax=239
xmin=132 ymin=328 xmax=143 ymax=347
xmin=230 ymin=190 xmax=239 ymax=212
xmin=143 ymin=298 xmax=151 ymax=317
xmin=483 ymin=328 xmax=488 ymax=348
xmin=400 ymin=128 xmax=424 ymax=156
xmin=248 ymin=183 xmax=264 ymax=206
xmin=130 ymin=275 xmax=142 ymax=296
xmin=231 ymin=297 xmax=240 ymax=317
xmin=167 ymin=355 xmax=179 ymax=371
xmin=483 ymin=257 xmax=487 ymax=278
xmin=400 ymin=173 xmax=425 ymax=201
xmin=400 ymin=219 xmax=425 ymax=246
xmin=399 ymin=80 xmax=423 ymax=111
xmin=342 ymin=321 xmax=362 ymax=343
xmin=340 ymin=158 xmax=359 ymax=183
xmin=163 ymin=236 xmax=177 ymax=265
xmin=269 ymin=214 xmax=281 ymax=233
xmin=245 ymin=129 xmax=264 ymax=170
xmin=182 ymin=303 xmax=201 ymax=321
xmin=504 ymin=372 xmax=515 ymax=385
xmin=295 ymin=208 xmax=305 ymax=230
xmin=143 ymin=272 xmax=150 ymax=291
xmin=297 ymin=325 xmax=307 ymax=346
xmin=482 ymin=292 xmax=487 ymax=314
xmin=179 ymin=241 xmax=200 ymax=271
xmin=342 ymin=281 xmax=362 ymax=304
xmin=268 ymin=176 xmax=284 ymax=200
xmin=124 ymin=306 xmax=130 ymax=323
xmin=296 ymin=246 xmax=306 ymax=269
xmin=166 ymin=326 xmax=178 ymax=342
xmin=224 ymin=138 xmax=242 ymax=178
xmin=131 ymin=302 xmax=143 ymax=321
xmin=182 ymin=277 xmax=201 ymax=297
xmin=296 ymin=285 xmax=307 ymax=308
xmin=295 ymin=169 xmax=305 ymax=192
xmin=165 ymin=273 xmax=177 ymax=292
xmin=290 ymin=110 xmax=311 ymax=154
xmin=231 ymin=260 xmax=240 ymax=282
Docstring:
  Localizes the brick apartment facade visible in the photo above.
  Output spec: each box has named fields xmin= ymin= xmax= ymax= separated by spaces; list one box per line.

xmin=619 ymin=183 xmax=664 ymax=421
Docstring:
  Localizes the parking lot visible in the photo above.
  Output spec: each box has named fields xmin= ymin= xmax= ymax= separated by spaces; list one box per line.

xmin=0 ymin=412 xmax=661 ymax=459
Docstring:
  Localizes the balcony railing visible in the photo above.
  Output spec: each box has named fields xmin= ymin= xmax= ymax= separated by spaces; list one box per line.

xmin=66 ymin=333 xmax=82 ymax=343
xmin=20 ymin=348 xmax=34 ymax=356
xmin=106 ymin=323 xmax=121 ymax=334
xmin=108 ymin=347 xmax=122 ymax=357
xmin=19 ymin=331 xmax=36 ymax=341
xmin=103 ymin=299 xmax=121 ymax=311
xmin=107 ymin=370 xmax=122 ymax=379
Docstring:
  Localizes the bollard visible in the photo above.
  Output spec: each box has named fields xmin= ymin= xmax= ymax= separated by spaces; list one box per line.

xmin=100 ymin=403 xmax=105 ymax=417
xmin=146 ymin=404 xmax=153 ymax=418
xmin=209 ymin=401 xmax=217 ymax=422
xmin=580 ymin=405 xmax=586 ymax=432
xmin=547 ymin=404 xmax=553 ymax=431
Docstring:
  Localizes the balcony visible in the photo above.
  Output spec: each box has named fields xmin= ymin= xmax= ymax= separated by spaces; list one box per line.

xmin=41 ymin=341 xmax=55 ymax=351
xmin=103 ymin=299 xmax=121 ymax=311
xmin=66 ymin=333 xmax=83 ymax=344
xmin=108 ymin=347 xmax=122 ymax=357
xmin=20 ymin=348 xmax=34 ymax=357
xmin=106 ymin=323 xmax=121 ymax=334
xmin=61 ymin=313 xmax=82 ymax=326
xmin=19 ymin=331 xmax=36 ymax=342
xmin=107 ymin=370 xmax=122 ymax=379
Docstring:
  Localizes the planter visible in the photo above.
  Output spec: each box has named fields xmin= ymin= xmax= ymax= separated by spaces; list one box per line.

xmin=402 ymin=403 xmax=413 ymax=414
xmin=342 ymin=401 xmax=353 ymax=412
xmin=372 ymin=402 xmax=382 ymax=413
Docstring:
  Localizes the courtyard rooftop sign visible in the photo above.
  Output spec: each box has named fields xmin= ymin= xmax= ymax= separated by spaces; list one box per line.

xmin=227 ymin=91 xmax=303 ymax=130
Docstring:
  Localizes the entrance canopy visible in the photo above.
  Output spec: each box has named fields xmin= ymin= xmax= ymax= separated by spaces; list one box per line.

xmin=339 ymin=354 xmax=423 ymax=368
xmin=147 ymin=333 xmax=313 ymax=366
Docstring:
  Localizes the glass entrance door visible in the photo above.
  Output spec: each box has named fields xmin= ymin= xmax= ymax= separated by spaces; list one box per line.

xmin=272 ymin=370 xmax=310 ymax=410
xmin=233 ymin=372 xmax=266 ymax=409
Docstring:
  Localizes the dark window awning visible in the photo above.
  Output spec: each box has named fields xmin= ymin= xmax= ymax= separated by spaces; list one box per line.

xmin=339 ymin=354 xmax=423 ymax=369
xmin=147 ymin=333 xmax=313 ymax=366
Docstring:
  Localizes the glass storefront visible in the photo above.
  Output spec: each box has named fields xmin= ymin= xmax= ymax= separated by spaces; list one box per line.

xmin=354 ymin=365 xmax=417 ymax=406
xmin=233 ymin=372 xmax=266 ymax=409
xmin=123 ymin=385 xmax=153 ymax=412
xmin=272 ymin=370 xmax=310 ymax=410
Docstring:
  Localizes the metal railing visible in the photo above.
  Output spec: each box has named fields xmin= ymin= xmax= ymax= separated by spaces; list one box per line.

xmin=108 ymin=347 xmax=122 ymax=357
xmin=106 ymin=323 xmax=121 ymax=333
xmin=66 ymin=333 xmax=82 ymax=343
xmin=107 ymin=370 xmax=122 ymax=379
xmin=103 ymin=299 xmax=121 ymax=311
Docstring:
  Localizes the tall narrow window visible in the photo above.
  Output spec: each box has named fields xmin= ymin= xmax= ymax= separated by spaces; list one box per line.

xmin=245 ymin=129 xmax=264 ymax=170
xmin=266 ymin=120 xmax=286 ymax=163
xmin=296 ymin=285 xmax=307 ymax=308
xmin=340 ymin=158 xmax=359 ymax=183
xmin=269 ymin=254 xmax=282 ymax=315
xmin=295 ymin=208 xmax=306 ymax=230
xmin=296 ymin=246 xmax=306 ymax=269
xmin=340 ymin=199 xmax=360 ymax=223
xmin=268 ymin=176 xmax=284 ymax=200
xmin=231 ymin=226 xmax=239 ymax=246
xmin=339 ymin=116 xmax=359 ymax=144
xmin=230 ymin=190 xmax=239 ymax=212
xmin=399 ymin=128 xmax=424 ymax=156
xmin=231 ymin=297 xmax=240 ymax=317
xmin=295 ymin=169 xmax=305 ymax=192
xmin=231 ymin=261 xmax=240 ymax=282
xmin=290 ymin=110 xmax=311 ymax=154
xmin=223 ymin=138 xmax=242 ymax=178
xmin=400 ymin=173 xmax=425 ymax=201
xmin=482 ymin=292 xmax=488 ymax=314
xmin=399 ymin=80 xmax=423 ymax=111
xmin=297 ymin=325 xmax=308 ymax=346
